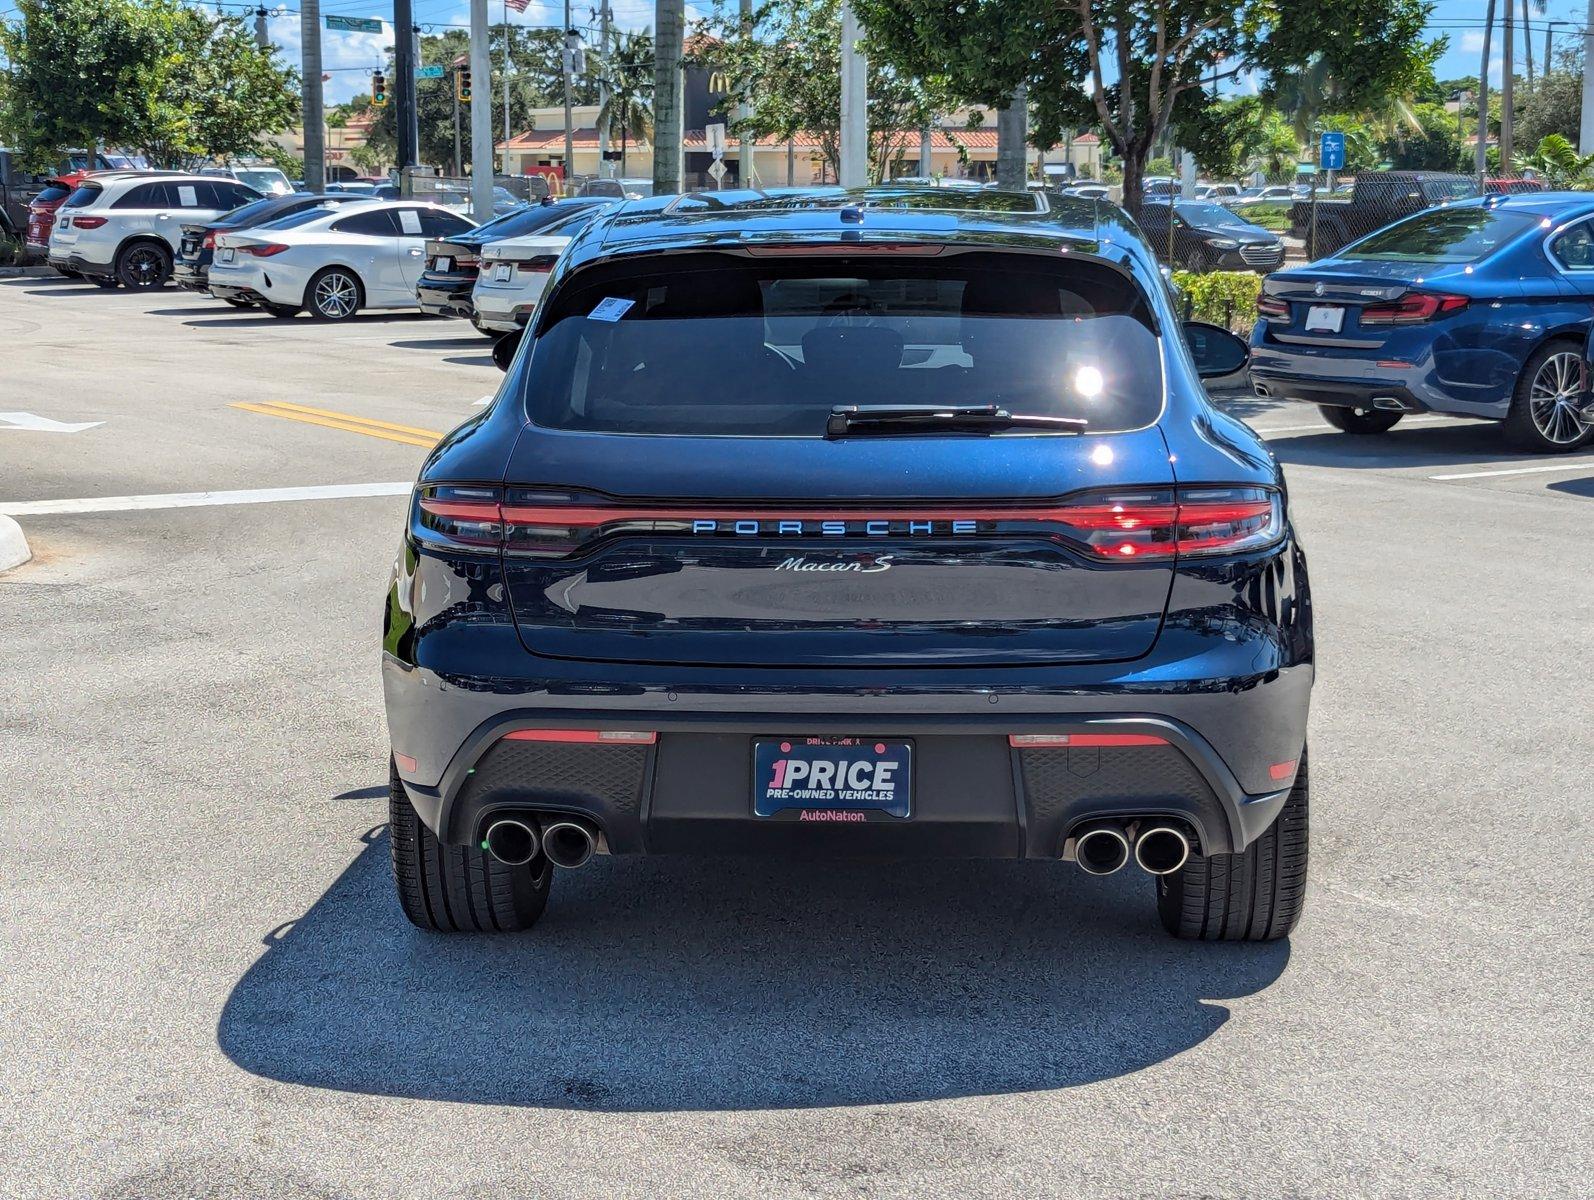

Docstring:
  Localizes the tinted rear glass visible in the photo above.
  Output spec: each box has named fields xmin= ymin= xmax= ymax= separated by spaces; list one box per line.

xmin=1347 ymin=207 xmax=1536 ymax=263
xmin=63 ymin=183 xmax=103 ymax=207
xmin=481 ymin=200 xmax=611 ymax=238
xmin=34 ymin=184 xmax=72 ymax=205
xmin=256 ymin=204 xmax=344 ymax=231
xmin=523 ymin=252 xmax=1162 ymax=436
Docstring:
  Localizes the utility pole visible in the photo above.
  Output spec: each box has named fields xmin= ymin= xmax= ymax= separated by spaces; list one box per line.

xmin=737 ymin=0 xmax=754 ymax=188
xmin=1583 ymin=0 xmax=1594 ymax=153
xmin=597 ymin=0 xmax=612 ymax=178
xmin=454 ymin=67 xmax=463 ymax=177
xmin=562 ymin=0 xmax=575 ymax=184
xmin=653 ymin=1 xmax=684 ymax=194
xmin=470 ymin=0 xmax=493 ymax=219
xmin=1476 ymin=0 xmax=1495 ymax=179
xmin=1501 ymin=1 xmax=1515 ymax=170
xmin=920 ymin=125 xmax=933 ymax=177
xmin=502 ymin=2 xmax=512 ymax=150
xmin=300 ymin=0 xmax=325 ymax=191
xmin=254 ymin=6 xmax=269 ymax=51
xmin=395 ymin=0 xmax=418 ymax=171
xmin=838 ymin=3 xmax=867 ymax=188
xmin=1521 ymin=0 xmax=1533 ymax=92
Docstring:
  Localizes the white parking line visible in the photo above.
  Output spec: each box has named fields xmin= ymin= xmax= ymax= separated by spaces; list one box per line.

xmin=1429 ymin=461 xmax=1594 ymax=481
xmin=0 ymin=482 xmax=413 ymax=517
xmin=1247 ymin=415 xmax=1458 ymax=436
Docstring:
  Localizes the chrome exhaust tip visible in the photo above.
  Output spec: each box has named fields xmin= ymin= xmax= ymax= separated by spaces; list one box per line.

xmin=541 ymin=820 xmax=597 ymax=869
xmin=482 ymin=818 xmax=540 ymax=866
xmin=1074 ymin=826 xmax=1131 ymax=876
xmin=1134 ymin=826 xmax=1192 ymax=876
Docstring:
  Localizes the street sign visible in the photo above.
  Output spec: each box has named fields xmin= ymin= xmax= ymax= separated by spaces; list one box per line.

xmin=705 ymin=122 xmax=726 ymax=158
xmin=1319 ymin=131 xmax=1346 ymax=172
xmin=326 ymin=15 xmax=383 ymax=34
xmin=418 ymin=65 xmax=445 ymax=79
xmin=707 ymin=160 xmax=727 ymax=183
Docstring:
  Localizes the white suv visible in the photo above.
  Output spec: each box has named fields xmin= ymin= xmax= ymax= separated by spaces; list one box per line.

xmin=48 ymin=173 xmax=260 ymax=289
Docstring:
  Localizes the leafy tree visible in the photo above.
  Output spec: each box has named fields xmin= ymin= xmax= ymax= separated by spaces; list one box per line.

xmin=1515 ymin=48 xmax=1584 ymax=151
xmin=688 ymin=0 xmax=952 ymax=183
xmin=1179 ymin=97 xmax=1298 ymax=180
xmin=0 ymin=0 xmax=297 ymax=171
xmin=1514 ymin=134 xmax=1594 ymax=188
xmin=856 ymin=0 xmax=1441 ymax=210
xmin=595 ymin=29 xmax=655 ymax=176
xmin=1381 ymin=101 xmax=1464 ymax=171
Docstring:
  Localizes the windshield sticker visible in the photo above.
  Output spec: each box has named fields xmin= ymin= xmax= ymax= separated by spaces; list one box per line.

xmin=177 ymin=185 xmax=198 ymax=206
xmin=588 ymin=297 xmax=635 ymax=323
xmin=397 ymin=208 xmax=422 ymax=234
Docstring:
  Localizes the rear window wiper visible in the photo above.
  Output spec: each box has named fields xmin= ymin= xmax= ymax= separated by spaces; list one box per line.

xmin=826 ymin=404 xmax=1088 ymax=438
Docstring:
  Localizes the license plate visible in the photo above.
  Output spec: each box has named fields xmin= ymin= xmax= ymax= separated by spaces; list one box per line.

xmin=59 ymin=216 xmax=70 ymax=228
xmin=218 ymin=247 xmax=235 ymax=263
xmin=434 ymin=255 xmax=452 ymax=272
xmin=1305 ymin=304 xmax=1344 ymax=333
xmin=494 ymin=263 xmax=512 ymax=282
xmin=28 ymin=223 xmax=41 ymax=239
xmin=753 ymin=737 xmax=912 ymax=820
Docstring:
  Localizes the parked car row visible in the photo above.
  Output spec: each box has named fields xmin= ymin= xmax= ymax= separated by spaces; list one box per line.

xmin=1251 ymin=191 xmax=1594 ymax=453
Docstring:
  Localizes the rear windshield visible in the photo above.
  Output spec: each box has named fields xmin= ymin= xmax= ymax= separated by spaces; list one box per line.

xmin=522 ymin=252 xmax=1163 ymax=436
xmin=34 ymin=183 xmax=72 ymax=205
xmin=63 ymin=183 xmax=103 ymax=207
xmin=233 ymin=168 xmax=290 ymax=194
xmin=219 ymin=196 xmax=297 ymax=225
xmin=1346 ymin=207 xmax=1537 ymax=264
xmin=255 ymin=203 xmax=345 ymax=231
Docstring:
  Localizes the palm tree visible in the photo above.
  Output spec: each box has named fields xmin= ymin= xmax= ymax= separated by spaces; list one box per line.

xmin=597 ymin=30 xmax=655 ymax=176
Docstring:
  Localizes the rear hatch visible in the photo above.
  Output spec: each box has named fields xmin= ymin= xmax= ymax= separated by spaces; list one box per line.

xmin=178 ymin=222 xmax=212 ymax=264
xmin=477 ymin=235 xmax=565 ymax=295
xmin=488 ymin=247 xmax=1181 ymax=669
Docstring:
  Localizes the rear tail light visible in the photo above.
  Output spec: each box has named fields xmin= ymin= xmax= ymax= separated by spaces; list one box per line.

xmin=71 ymin=216 xmax=107 ymax=229
xmin=1359 ymin=291 xmax=1468 ymax=324
xmin=410 ymin=486 xmax=1285 ymax=562
xmin=506 ymin=254 xmax=559 ymax=271
xmin=1256 ymin=294 xmax=1289 ymax=322
xmin=202 ymin=231 xmax=217 ymax=250
xmin=242 ymin=243 xmax=290 ymax=257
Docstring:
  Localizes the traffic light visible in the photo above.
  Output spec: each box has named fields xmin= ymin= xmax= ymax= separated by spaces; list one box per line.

xmin=371 ymin=72 xmax=387 ymax=107
xmin=457 ymin=68 xmax=472 ymax=103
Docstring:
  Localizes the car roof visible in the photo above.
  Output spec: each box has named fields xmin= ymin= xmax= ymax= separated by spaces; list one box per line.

xmin=1448 ymin=191 xmax=1594 ymax=219
xmin=565 ymin=186 xmax=1145 ymax=275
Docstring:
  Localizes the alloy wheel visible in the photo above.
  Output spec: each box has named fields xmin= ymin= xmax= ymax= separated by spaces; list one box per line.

xmin=313 ymin=272 xmax=359 ymax=319
xmin=1528 ymin=351 xmax=1589 ymax=446
xmin=124 ymin=246 xmax=165 ymax=288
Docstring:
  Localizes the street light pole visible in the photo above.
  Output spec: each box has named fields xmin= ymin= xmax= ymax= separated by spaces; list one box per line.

xmin=562 ymin=0 xmax=574 ymax=185
xmin=395 ymin=0 xmax=418 ymax=171
xmin=838 ymin=2 xmax=867 ymax=188
xmin=470 ymin=0 xmax=493 ymax=219
xmin=300 ymin=0 xmax=325 ymax=191
xmin=597 ymin=0 xmax=611 ymax=178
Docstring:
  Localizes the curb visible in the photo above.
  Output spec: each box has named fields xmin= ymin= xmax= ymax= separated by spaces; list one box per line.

xmin=0 ymin=515 xmax=31 ymax=573
xmin=0 ymin=265 xmax=59 ymax=278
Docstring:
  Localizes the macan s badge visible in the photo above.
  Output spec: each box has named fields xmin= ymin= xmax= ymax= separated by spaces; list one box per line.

xmin=775 ymin=555 xmax=894 ymax=573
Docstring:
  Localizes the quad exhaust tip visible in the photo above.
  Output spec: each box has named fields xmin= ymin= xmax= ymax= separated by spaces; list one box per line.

xmin=541 ymin=820 xmax=598 ymax=869
xmin=1134 ymin=826 xmax=1192 ymax=876
xmin=1074 ymin=826 xmax=1131 ymax=876
xmin=482 ymin=818 xmax=540 ymax=867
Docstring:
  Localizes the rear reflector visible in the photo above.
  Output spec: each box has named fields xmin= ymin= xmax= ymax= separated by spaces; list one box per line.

xmin=1268 ymin=759 xmax=1298 ymax=781
xmin=1009 ymin=733 xmax=1169 ymax=748
xmin=393 ymin=752 xmax=418 ymax=773
xmin=503 ymin=729 xmax=657 ymax=745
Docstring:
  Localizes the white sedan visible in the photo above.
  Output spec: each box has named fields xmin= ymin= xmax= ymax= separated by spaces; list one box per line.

xmin=207 ymin=200 xmax=476 ymax=319
xmin=471 ymin=205 xmax=609 ymax=332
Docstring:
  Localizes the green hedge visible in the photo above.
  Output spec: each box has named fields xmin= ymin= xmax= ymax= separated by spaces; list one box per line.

xmin=1171 ymin=270 xmax=1262 ymax=332
xmin=1240 ymin=201 xmax=1293 ymax=232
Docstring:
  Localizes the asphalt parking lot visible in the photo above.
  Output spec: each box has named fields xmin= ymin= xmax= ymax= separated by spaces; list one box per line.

xmin=1 ymin=275 xmax=1590 ymax=1199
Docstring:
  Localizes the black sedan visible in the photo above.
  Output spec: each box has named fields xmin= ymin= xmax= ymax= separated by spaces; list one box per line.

xmin=1134 ymin=200 xmax=1286 ymax=272
xmin=416 ymin=197 xmax=617 ymax=331
xmin=174 ymin=192 xmax=354 ymax=296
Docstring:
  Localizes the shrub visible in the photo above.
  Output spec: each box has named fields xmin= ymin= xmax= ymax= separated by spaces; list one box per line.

xmin=1171 ymin=269 xmax=1262 ymax=332
xmin=1241 ymin=201 xmax=1293 ymax=232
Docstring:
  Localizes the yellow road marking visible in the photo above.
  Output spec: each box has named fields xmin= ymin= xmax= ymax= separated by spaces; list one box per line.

xmin=230 ymin=401 xmax=443 ymax=448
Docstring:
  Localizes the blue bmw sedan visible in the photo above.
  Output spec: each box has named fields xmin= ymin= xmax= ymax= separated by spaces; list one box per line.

xmin=1249 ymin=192 xmax=1594 ymax=452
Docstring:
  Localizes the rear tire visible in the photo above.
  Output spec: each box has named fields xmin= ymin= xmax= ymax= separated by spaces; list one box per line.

xmin=1156 ymin=749 xmax=1309 ymax=941
xmin=388 ymin=759 xmax=551 ymax=933
xmin=1318 ymin=404 xmax=1403 ymax=435
xmin=1502 ymin=339 xmax=1591 ymax=453
xmin=305 ymin=267 xmax=362 ymax=321
xmin=116 ymin=241 xmax=171 ymax=290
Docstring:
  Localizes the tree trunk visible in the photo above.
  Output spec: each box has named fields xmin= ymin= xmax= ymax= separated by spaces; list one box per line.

xmin=653 ymin=0 xmax=685 ymax=194
xmin=996 ymin=85 xmax=1027 ymax=189
xmin=1119 ymin=144 xmax=1145 ymax=217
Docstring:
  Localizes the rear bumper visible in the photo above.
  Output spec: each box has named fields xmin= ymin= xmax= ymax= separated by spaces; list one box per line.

xmin=173 ymin=262 xmax=209 ymax=291
xmin=471 ymin=288 xmax=528 ymax=332
xmin=386 ymin=698 xmax=1303 ymax=862
xmin=417 ymin=278 xmax=476 ymax=319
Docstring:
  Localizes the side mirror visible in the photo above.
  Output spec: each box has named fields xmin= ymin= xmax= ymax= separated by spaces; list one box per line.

xmin=491 ymin=328 xmax=524 ymax=372
xmin=1183 ymin=320 xmax=1250 ymax=380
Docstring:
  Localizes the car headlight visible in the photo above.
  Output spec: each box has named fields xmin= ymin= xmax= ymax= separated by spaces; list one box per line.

xmin=1206 ymin=237 xmax=1240 ymax=250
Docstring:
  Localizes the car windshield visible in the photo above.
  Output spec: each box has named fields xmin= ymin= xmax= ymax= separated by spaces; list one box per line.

xmin=1424 ymin=178 xmax=1482 ymax=202
xmin=522 ymin=252 xmax=1164 ymax=437
xmin=1347 ymin=207 xmax=1537 ymax=263
xmin=234 ymin=169 xmax=290 ymax=195
xmin=255 ymin=203 xmax=345 ymax=231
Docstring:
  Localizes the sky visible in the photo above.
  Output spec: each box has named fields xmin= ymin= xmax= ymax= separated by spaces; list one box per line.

xmin=1 ymin=0 xmax=1588 ymax=109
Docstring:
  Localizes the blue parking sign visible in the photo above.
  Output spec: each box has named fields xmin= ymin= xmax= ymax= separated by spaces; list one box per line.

xmin=1320 ymin=132 xmax=1346 ymax=171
